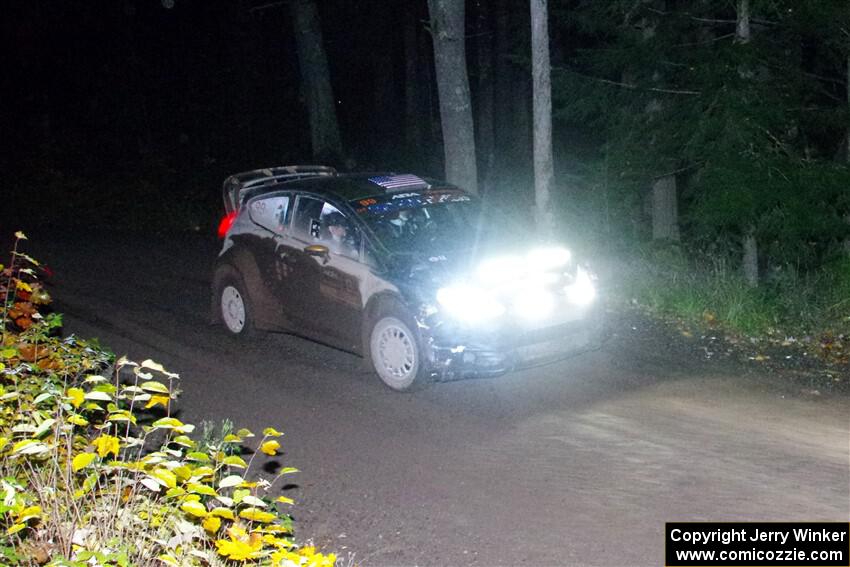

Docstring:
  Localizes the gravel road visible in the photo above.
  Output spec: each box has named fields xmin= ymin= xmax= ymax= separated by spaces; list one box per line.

xmin=25 ymin=230 xmax=849 ymax=566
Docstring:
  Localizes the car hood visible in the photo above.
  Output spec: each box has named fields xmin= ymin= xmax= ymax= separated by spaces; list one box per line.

xmin=385 ymin=236 xmax=552 ymax=300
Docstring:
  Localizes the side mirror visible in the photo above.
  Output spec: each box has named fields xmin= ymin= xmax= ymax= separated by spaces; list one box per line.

xmin=304 ymin=244 xmax=330 ymax=263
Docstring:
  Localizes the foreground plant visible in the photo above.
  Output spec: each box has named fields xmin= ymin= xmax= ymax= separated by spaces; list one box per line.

xmin=0 ymin=232 xmax=337 ymax=566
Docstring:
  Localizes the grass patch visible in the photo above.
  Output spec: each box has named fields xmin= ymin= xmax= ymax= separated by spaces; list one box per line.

xmin=616 ymin=243 xmax=850 ymax=339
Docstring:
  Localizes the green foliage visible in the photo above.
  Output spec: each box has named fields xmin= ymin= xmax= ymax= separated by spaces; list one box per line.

xmin=618 ymin=240 xmax=850 ymax=339
xmin=0 ymin=234 xmax=337 ymax=566
xmin=553 ymin=0 xmax=850 ymax=267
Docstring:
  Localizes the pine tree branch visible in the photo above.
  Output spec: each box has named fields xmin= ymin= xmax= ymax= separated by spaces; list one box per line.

xmin=672 ymin=32 xmax=736 ymax=48
xmin=555 ymin=65 xmax=701 ymax=96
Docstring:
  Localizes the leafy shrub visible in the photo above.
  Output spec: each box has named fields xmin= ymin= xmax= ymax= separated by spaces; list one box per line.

xmin=0 ymin=232 xmax=337 ymax=566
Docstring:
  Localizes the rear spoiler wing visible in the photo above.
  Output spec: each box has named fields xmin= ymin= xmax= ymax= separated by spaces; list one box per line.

xmin=222 ymin=165 xmax=337 ymax=213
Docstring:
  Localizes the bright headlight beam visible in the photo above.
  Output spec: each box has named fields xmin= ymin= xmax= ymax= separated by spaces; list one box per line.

xmin=437 ymin=284 xmax=505 ymax=324
xmin=476 ymin=255 xmax=524 ymax=283
xmin=527 ymin=247 xmax=571 ymax=271
xmin=512 ymin=289 xmax=556 ymax=321
xmin=565 ymin=267 xmax=596 ymax=306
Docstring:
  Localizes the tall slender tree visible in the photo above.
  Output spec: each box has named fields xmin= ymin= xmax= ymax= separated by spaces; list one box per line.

xmin=290 ymin=0 xmax=343 ymax=163
xmin=428 ymin=0 xmax=478 ymax=193
xmin=530 ymin=0 xmax=555 ymax=236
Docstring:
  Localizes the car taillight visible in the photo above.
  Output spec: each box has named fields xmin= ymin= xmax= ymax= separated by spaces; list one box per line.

xmin=217 ymin=210 xmax=238 ymax=239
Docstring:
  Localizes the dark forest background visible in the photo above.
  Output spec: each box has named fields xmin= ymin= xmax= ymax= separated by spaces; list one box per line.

xmin=5 ymin=0 xmax=850 ymax=336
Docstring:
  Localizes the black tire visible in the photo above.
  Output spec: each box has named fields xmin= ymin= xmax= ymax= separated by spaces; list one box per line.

xmin=367 ymin=303 xmax=429 ymax=391
xmin=216 ymin=274 xmax=256 ymax=338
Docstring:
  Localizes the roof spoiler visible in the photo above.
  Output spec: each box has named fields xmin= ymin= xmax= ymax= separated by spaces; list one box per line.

xmin=222 ymin=165 xmax=337 ymax=213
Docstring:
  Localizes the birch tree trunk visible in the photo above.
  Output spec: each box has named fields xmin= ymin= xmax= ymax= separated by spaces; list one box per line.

xmin=736 ymin=0 xmax=759 ymax=285
xmin=844 ymin=54 xmax=850 ymax=255
xmin=530 ymin=0 xmax=555 ymax=236
xmin=651 ymin=176 xmax=680 ymax=240
xmin=428 ymin=0 xmax=478 ymax=194
xmin=743 ymin=230 xmax=759 ymax=287
xmin=291 ymin=0 xmax=343 ymax=163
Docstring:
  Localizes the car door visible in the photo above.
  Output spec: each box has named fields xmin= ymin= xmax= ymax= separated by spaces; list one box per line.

xmin=243 ymin=192 xmax=295 ymax=329
xmin=277 ymin=195 xmax=365 ymax=352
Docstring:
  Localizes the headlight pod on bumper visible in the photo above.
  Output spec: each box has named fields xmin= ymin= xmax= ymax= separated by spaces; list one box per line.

xmin=427 ymin=247 xmax=600 ymax=379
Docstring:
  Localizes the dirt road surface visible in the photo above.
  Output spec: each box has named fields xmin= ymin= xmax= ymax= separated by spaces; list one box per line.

xmin=26 ymin=231 xmax=849 ymax=566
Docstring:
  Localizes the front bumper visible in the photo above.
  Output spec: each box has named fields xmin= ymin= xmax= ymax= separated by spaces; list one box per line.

xmin=423 ymin=306 xmax=604 ymax=380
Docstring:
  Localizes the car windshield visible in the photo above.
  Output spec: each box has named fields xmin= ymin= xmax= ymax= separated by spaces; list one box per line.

xmin=353 ymin=190 xmax=482 ymax=254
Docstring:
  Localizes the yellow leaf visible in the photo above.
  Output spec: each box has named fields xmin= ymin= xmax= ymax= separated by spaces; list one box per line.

xmin=209 ymin=507 xmax=235 ymax=520
xmin=7 ymin=523 xmax=26 ymax=536
xmin=238 ymin=507 xmax=276 ymax=523
xmin=222 ymin=455 xmax=247 ymax=468
xmin=151 ymin=468 xmax=177 ymax=489
xmin=275 ymin=496 xmax=294 ymax=505
xmin=67 ymin=387 xmax=85 ymax=408
xmin=14 ymin=231 xmax=27 ymax=240
xmin=145 ymin=395 xmax=170 ymax=409
xmin=93 ymin=435 xmax=120 ymax=458
xmin=67 ymin=414 xmax=89 ymax=426
xmin=140 ymin=381 xmax=170 ymax=394
xmin=0 ymin=437 xmax=8 ymax=452
xmin=262 ymin=427 xmax=283 ymax=437
xmin=15 ymin=280 xmax=32 ymax=293
xmin=260 ymin=440 xmax=280 ymax=456
xmin=16 ymin=505 xmax=41 ymax=523
xmin=236 ymin=428 xmax=254 ymax=438
xmin=180 ymin=500 xmax=207 ymax=518
xmin=216 ymin=538 xmax=263 ymax=561
xmin=202 ymin=515 xmax=222 ymax=533
xmin=187 ymin=482 xmax=217 ymax=497
xmin=157 ymin=555 xmax=180 ymax=566
xmin=72 ymin=453 xmax=96 ymax=472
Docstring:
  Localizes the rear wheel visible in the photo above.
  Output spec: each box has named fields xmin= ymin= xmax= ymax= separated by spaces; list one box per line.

xmin=369 ymin=311 xmax=427 ymax=391
xmin=217 ymin=276 xmax=255 ymax=337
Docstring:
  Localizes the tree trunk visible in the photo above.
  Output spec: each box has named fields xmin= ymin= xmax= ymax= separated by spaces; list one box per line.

xmin=737 ymin=0 xmax=758 ymax=284
xmin=475 ymin=0 xmax=495 ymax=191
xmin=742 ymin=229 xmax=759 ymax=287
xmin=736 ymin=0 xmax=751 ymax=44
xmin=651 ymin=175 xmax=680 ymax=241
xmin=404 ymin=12 xmax=424 ymax=159
xmin=845 ymin=54 xmax=850 ymax=255
xmin=530 ymin=0 xmax=555 ymax=236
xmin=290 ymin=0 xmax=343 ymax=164
xmin=428 ymin=0 xmax=478 ymax=193
xmin=493 ymin=0 xmax=513 ymax=172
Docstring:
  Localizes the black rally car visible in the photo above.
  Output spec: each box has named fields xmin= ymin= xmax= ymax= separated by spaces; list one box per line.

xmin=212 ymin=165 xmax=601 ymax=391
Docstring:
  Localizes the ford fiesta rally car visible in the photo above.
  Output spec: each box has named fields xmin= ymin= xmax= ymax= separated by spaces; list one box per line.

xmin=212 ymin=165 xmax=602 ymax=391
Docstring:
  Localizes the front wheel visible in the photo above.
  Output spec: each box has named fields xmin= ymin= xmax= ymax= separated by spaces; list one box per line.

xmin=369 ymin=314 xmax=427 ymax=391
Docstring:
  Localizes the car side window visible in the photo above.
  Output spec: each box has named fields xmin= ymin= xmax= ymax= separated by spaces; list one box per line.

xmin=293 ymin=197 xmax=360 ymax=260
xmin=248 ymin=195 xmax=290 ymax=234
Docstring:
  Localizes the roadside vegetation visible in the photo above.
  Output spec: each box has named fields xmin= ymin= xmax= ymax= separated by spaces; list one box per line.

xmin=608 ymin=240 xmax=850 ymax=383
xmin=0 ymin=233 xmax=337 ymax=565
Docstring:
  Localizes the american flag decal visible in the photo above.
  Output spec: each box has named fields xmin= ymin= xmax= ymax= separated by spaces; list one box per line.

xmin=368 ymin=174 xmax=428 ymax=191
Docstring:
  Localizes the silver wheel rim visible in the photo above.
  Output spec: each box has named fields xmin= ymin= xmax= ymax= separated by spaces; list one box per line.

xmin=373 ymin=319 xmax=417 ymax=387
xmin=221 ymin=285 xmax=246 ymax=333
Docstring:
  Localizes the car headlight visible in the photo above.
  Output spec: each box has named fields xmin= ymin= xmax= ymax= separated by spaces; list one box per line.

xmin=565 ymin=266 xmax=596 ymax=306
xmin=437 ymin=284 xmax=505 ymax=324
